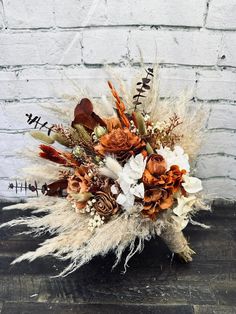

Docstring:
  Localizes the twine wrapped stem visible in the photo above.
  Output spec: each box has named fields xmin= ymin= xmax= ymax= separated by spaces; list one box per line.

xmin=160 ymin=227 xmax=195 ymax=262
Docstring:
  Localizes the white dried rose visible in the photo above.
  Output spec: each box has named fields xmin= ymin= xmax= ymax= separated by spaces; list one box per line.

xmin=182 ymin=175 xmax=202 ymax=194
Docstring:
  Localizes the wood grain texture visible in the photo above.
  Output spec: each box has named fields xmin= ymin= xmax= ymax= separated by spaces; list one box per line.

xmin=1 ymin=302 xmax=194 ymax=314
xmin=0 ymin=201 xmax=235 ymax=313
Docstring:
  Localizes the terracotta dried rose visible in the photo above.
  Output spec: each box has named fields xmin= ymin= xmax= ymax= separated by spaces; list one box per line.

xmin=164 ymin=165 xmax=187 ymax=193
xmin=67 ymin=166 xmax=92 ymax=210
xmin=142 ymin=188 xmax=174 ymax=220
xmin=94 ymin=190 xmax=119 ymax=218
xmin=95 ymin=128 xmax=145 ymax=161
xmin=142 ymin=155 xmax=187 ymax=219
xmin=142 ymin=154 xmax=167 ymax=186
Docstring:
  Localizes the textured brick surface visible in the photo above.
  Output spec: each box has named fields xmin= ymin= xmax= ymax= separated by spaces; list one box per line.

xmin=0 ymin=2 xmax=4 ymax=29
xmin=55 ymin=0 xmax=107 ymax=28
xmin=0 ymin=0 xmax=236 ymax=199
xmin=106 ymin=0 xmax=206 ymax=27
xmin=206 ymin=0 xmax=236 ymax=30
xmin=4 ymin=0 xmax=54 ymax=29
xmin=196 ymin=155 xmax=236 ymax=180
xmin=219 ymin=33 xmax=236 ymax=67
xmin=207 ymin=103 xmax=236 ymax=130
xmin=0 ymin=32 xmax=82 ymax=66
xmin=129 ymin=30 xmax=220 ymax=65
xmin=196 ymin=70 xmax=236 ymax=101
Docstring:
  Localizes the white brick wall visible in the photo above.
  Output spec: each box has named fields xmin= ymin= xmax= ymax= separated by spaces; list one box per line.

xmin=206 ymin=0 xmax=236 ymax=30
xmin=0 ymin=0 xmax=236 ymax=200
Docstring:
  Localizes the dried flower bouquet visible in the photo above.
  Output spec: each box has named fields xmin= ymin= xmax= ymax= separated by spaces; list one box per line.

xmin=2 ymin=67 xmax=209 ymax=276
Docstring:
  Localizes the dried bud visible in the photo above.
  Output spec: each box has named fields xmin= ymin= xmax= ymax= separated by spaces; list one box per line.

xmin=53 ymin=133 xmax=71 ymax=147
xmin=73 ymin=124 xmax=91 ymax=142
xmin=146 ymin=142 xmax=154 ymax=154
xmin=30 ymin=131 xmax=55 ymax=144
xmin=70 ymin=192 xmax=93 ymax=202
xmin=132 ymin=111 xmax=147 ymax=135
xmin=94 ymin=126 xmax=107 ymax=138
xmin=73 ymin=146 xmax=84 ymax=157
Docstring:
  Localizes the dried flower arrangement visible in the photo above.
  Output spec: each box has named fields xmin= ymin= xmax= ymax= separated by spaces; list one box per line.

xmin=1 ymin=67 xmax=210 ymax=276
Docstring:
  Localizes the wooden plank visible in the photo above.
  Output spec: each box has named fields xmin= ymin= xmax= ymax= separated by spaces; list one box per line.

xmin=0 ymin=256 xmax=64 ymax=275
xmin=0 ymin=239 xmax=41 ymax=254
xmin=0 ymin=275 xmax=218 ymax=305
xmin=1 ymin=302 xmax=194 ymax=314
xmin=0 ymin=201 xmax=235 ymax=310
xmin=211 ymin=283 xmax=236 ymax=306
xmin=194 ymin=305 xmax=236 ymax=314
xmin=0 ymin=228 xmax=235 ymax=274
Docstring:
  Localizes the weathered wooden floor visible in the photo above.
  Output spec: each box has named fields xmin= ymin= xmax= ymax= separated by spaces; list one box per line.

xmin=0 ymin=201 xmax=235 ymax=314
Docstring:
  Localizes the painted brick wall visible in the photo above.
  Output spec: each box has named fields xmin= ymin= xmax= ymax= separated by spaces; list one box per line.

xmin=0 ymin=0 xmax=236 ymax=200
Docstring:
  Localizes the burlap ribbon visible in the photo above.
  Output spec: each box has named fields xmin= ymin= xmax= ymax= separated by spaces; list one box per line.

xmin=160 ymin=229 xmax=188 ymax=253
xmin=159 ymin=226 xmax=195 ymax=262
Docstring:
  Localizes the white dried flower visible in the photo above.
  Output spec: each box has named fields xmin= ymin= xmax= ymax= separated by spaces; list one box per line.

xmin=116 ymin=154 xmax=147 ymax=212
xmin=99 ymin=156 xmax=122 ymax=180
xmin=153 ymin=121 xmax=166 ymax=132
xmin=156 ymin=145 xmax=190 ymax=172
xmin=88 ymin=213 xmax=104 ymax=231
xmin=182 ymin=175 xmax=203 ymax=194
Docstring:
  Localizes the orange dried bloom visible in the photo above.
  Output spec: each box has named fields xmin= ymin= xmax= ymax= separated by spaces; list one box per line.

xmin=108 ymin=81 xmax=130 ymax=128
xmin=67 ymin=166 xmax=92 ymax=210
xmin=104 ymin=116 xmax=122 ymax=132
xmin=95 ymin=128 xmax=145 ymax=161
xmin=142 ymin=188 xmax=174 ymax=220
xmin=143 ymin=154 xmax=167 ymax=185
xmin=142 ymin=154 xmax=187 ymax=219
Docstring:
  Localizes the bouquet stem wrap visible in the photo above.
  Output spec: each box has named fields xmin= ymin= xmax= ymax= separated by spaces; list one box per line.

xmin=160 ymin=227 xmax=195 ymax=262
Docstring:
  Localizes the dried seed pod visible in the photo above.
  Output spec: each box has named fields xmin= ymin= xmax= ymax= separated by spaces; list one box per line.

xmin=132 ymin=111 xmax=147 ymax=135
xmin=30 ymin=131 xmax=55 ymax=144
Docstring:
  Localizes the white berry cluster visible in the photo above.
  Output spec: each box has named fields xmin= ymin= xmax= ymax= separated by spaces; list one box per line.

xmin=130 ymin=120 xmax=139 ymax=134
xmin=88 ymin=213 xmax=105 ymax=231
xmin=83 ymin=198 xmax=96 ymax=214
xmin=143 ymin=113 xmax=150 ymax=122
xmin=153 ymin=121 xmax=166 ymax=132
xmin=72 ymin=146 xmax=84 ymax=158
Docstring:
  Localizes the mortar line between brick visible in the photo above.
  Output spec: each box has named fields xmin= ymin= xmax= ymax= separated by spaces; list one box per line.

xmin=201 ymin=176 xmax=236 ymax=182
xmin=4 ymin=24 xmax=236 ymax=34
xmin=1 ymin=97 xmax=236 ymax=104
xmin=1 ymin=63 xmax=236 ymax=73
xmin=199 ymin=152 xmax=236 ymax=158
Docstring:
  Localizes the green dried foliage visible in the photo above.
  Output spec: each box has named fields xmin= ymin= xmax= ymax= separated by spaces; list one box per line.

xmin=73 ymin=124 xmax=92 ymax=143
xmin=53 ymin=133 xmax=72 ymax=147
xmin=30 ymin=131 xmax=55 ymax=144
xmin=134 ymin=111 xmax=147 ymax=135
